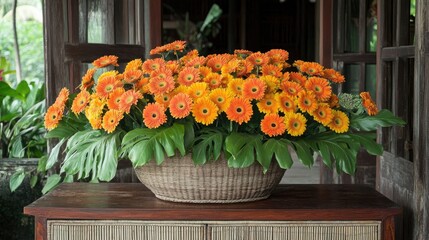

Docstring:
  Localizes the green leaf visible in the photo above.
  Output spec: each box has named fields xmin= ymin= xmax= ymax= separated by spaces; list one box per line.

xmin=262 ymin=139 xmax=293 ymax=172
xmin=192 ymin=129 xmax=223 ymax=165
xmin=42 ymin=174 xmax=61 ymax=194
xmin=0 ymin=81 xmax=24 ymax=101
xmin=9 ymin=170 xmax=25 ymax=192
xmin=349 ymin=133 xmax=383 ymax=156
xmin=63 ymin=175 xmax=74 ymax=183
xmin=318 ymin=142 xmax=332 ymax=169
xmin=292 ymin=140 xmax=314 ymax=167
xmin=37 ymin=156 xmax=48 ymax=172
xmin=46 ymin=139 xmax=66 ymax=170
xmin=30 ymin=175 xmax=38 ymax=188
xmin=45 ymin=123 xmax=78 ymax=139
xmin=350 ymin=109 xmax=406 ymax=131
xmin=225 ymin=133 xmax=263 ymax=168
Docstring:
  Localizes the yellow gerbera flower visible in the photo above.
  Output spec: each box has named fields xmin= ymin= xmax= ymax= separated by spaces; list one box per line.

xmin=328 ymin=110 xmax=349 ymax=133
xmin=187 ymin=82 xmax=209 ymax=100
xmin=312 ymin=104 xmax=333 ymax=126
xmin=285 ymin=112 xmax=307 ymax=137
xmin=209 ymin=88 xmax=233 ymax=112
xmin=192 ymin=98 xmax=219 ymax=125
xmin=257 ymin=94 xmax=279 ymax=114
xmin=296 ymin=91 xmax=318 ymax=114
xmin=227 ymin=78 xmax=245 ymax=96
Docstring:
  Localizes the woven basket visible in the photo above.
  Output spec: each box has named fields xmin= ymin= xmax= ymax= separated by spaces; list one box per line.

xmin=134 ymin=154 xmax=285 ymax=203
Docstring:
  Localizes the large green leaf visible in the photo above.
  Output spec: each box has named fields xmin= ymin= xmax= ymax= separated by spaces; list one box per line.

xmin=262 ymin=139 xmax=293 ymax=172
xmin=0 ymin=81 xmax=24 ymax=101
xmin=192 ymin=129 xmax=223 ymax=165
xmin=46 ymin=139 xmax=66 ymax=170
xmin=350 ymin=109 xmax=406 ymax=131
xmin=291 ymin=140 xmax=314 ymax=167
xmin=42 ymin=174 xmax=61 ymax=194
xmin=225 ymin=133 xmax=263 ymax=168
xmin=9 ymin=169 xmax=25 ymax=192
xmin=121 ymin=123 xmax=185 ymax=167
xmin=349 ymin=133 xmax=383 ymax=155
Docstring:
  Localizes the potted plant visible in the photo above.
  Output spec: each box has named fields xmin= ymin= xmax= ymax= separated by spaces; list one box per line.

xmin=42 ymin=41 xmax=405 ymax=202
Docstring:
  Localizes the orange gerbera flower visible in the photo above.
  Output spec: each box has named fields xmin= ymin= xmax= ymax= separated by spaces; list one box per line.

xmin=234 ymin=49 xmax=253 ymax=56
xmin=119 ymin=90 xmax=143 ymax=114
xmin=285 ymin=112 xmax=307 ymax=137
xmin=260 ymin=75 xmax=280 ymax=93
xmin=107 ymin=87 xmax=125 ymax=110
xmin=323 ymin=68 xmax=345 ymax=83
xmin=257 ymin=94 xmax=279 ymax=114
xmin=187 ymin=82 xmax=209 ymax=100
xmin=102 ymin=110 xmax=124 ymax=133
xmin=242 ymin=77 xmax=267 ymax=100
xmin=125 ymin=59 xmax=142 ymax=72
xmin=261 ymin=64 xmax=282 ymax=78
xmin=135 ymin=78 xmax=149 ymax=94
xmin=227 ymin=78 xmax=244 ymax=96
xmin=280 ymin=80 xmax=304 ymax=97
xmin=266 ymin=49 xmax=289 ymax=64
xmin=226 ymin=97 xmax=253 ymax=125
xmin=150 ymin=68 xmax=172 ymax=79
xmin=204 ymin=72 xmax=222 ymax=89
xmin=186 ymin=56 xmax=206 ymax=68
xmin=192 ymin=98 xmax=219 ymax=125
xmin=180 ymin=49 xmax=199 ymax=64
xmin=221 ymin=59 xmax=239 ymax=75
xmin=124 ymin=70 xmax=143 ymax=84
xmin=143 ymin=103 xmax=167 ymax=129
xmin=149 ymin=45 xmax=168 ymax=55
xmin=169 ymin=93 xmax=193 ymax=119
xmin=142 ymin=58 xmax=166 ymax=74
xmin=148 ymin=76 xmax=175 ymax=95
xmin=92 ymin=55 xmax=119 ymax=68
xmin=209 ymin=88 xmax=232 ymax=112
xmin=276 ymin=93 xmax=297 ymax=113
xmin=235 ymin=60 xmax=254 ymax=77
xmin=155 ymin=92 xmax=174 ymax=108
xmin=199 ymin=66 xmax=213 ymax=78
xmin=96 ymin=76 xmax=123 ymax=98
xmin=206 ymin=55 xmax=229 ymax=72
xmin=328 ymin=110 xmax=349 ymax=133
xmin=260 ymin=114 xmax=286 ymax=137
xmin=360 ymin=92 xmax=379 ymax=115
xmin=289 ymin=72 xmax=307 ymax=86
xmin=246 ymin=52 xmax=269 ymax=66
xmin=297 ymin=91 xmax=318 ymax=114
xmin=165 ymin=60 xmax=179 ymax=74
xmin=53 ymin=88 xmax=69 ymax=110
xmin=329 ymin=93 xmax=340 ymax=108
xmin=300 ymin=62 xmax=324 ymax=76
xmin=81 ymin=68 xmax=96 ymax=90
xmin=177 ymin=67 xmax=201 ymax=86
xmin=166 ymin=40 xmax=186 ymax=52
xmin=312 ymin=104 xmax=333 ymax=126
xmin=305 ymin=77 xmax=332 ymax=101
xmin=71 ymin=89 xmax=91 ymax=115
xmin=44 ymin=105 xmax=64 ymax=131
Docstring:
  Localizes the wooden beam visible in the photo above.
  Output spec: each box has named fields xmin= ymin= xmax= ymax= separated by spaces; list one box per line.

xmin=319 ymin=0 xmax=333 ymax=68
xmin=143 ymin=0 xmax=162 ymax=58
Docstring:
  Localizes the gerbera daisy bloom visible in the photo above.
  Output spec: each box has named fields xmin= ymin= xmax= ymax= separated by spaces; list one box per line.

xmin=242 ymin=77 xmax=267 ymax=100
xmin=221 ymin=59 xmax=239 ymax=75
xmin=125 ymin=59 xmax=143 ymax=72
xmin=360 ymin=92 xmax=379 ymax=115
xmin=86 ymin=96 xmax=105 ymax=119
xmin=148 ymin=75 xmax=175 ymax=95
xmin=227 ymin=78 xmax=245 ymax=96
xmin=300 ymin=62 xmax=324 ymax=76
xmin=323 ymin=68 xmax=345 ymax=83
xmin=154 ymin=92 xmax=175 ymax=108
xmin=285 ymin=112 xmax=307 ymax=137
xmin=206 ymin=55 xmax=229 ymax=72
xmin=101 ymin=110 xmax=124 ymax=133
xmin=260 ymin=114 xmax=286 ymax=137
xmin=266 ymin=49 xmax=289 ymax=64
xmin=186 ymin=56 xmax=206 ymax=68
xmin=199 ymin=66 xmax=213 ymax=78
xmin=192 ymin=98 xmax=219 ymax=125
xmin=123 ymin=70 xmax=143 ymax=84
xmin=44 ymin=105 xmax=64 ymax=131
xmin=329 ymin=93 xmax=340 ymax=108
xmin=142 ymin=103 xmax=167 ymax=129
xmin=289 ymin=72 xmax=307 ymax=86
xmin=149 ymin=45 xmax=168 ymax=55
xmin=187 ymin=82 xmax=209 ymax=100
xmin=135 ymin=77 xmax=149 ymax=94
xmin=119 ymin=90 xmax=143 ymax=114
xmin=169 ymin=93 xmax=193 ymax=119
xmin=87 ymin=114 xmax=102 ymax=130
xmin=81 ymin=68 xmax=96 ymax=90
xmin=261 ymin=64 xmax=282 ymax=78
xmin=226 ymin=97 xmax=253 ymax=125
xmin=257 ymin=94 xmax=279 ymax=114
xmin=276 ymin=93 xmax=297 ymax=113
xmin=92 ymin=55 xmax=119 ymax=68
xmin=142 ymin=58 xmax=166 ymax=74
xmin=235 ymin=60 xmax=254 ymax=77
xmin=166 ymin=40 xmax=186 ymax=52
xmin=293 ymin=60 xmax=305 ymax=71
xmin=150 ymin=68 xmax=172 ymax=79
xmin=177 ymin=67 xmax=201 ymax=86
xmin=71 ymin=89 xmax=91 ymax=115
xmin=204 ymin=72 xmax=222 ymax=89
xmin=209 ymin=88 xmax=232 ymax=112
xmin=312 ymin=104 xmax=333 ymax=126
xmin=297 ymin=91 xmax=318 ymax=114
xmin=98 ymin=70 xmax=119 ymax=81
xmin=234 ymin=49 xmax=253 ymax=56
xmin=165 ymin=60 xmax=179 ymax=74
xmin=246 ymin=52 xmax=269 ymax=66
xmin=280 ymin=80 xmax=304 ymax=97
xmin=260 ymin=75 xmax=280 ymax=93
xmin=305 ymin=77 xmax=332 ymax=101
xmin=107 ymin=87 xmax=125 ymax=110
xmin=96 ymin=76 xmax=123 ymax=98
xmin=53 ymin=87 xmax=69 ymax=110
xmin=181 ymin=49 xmax=199 ymax=64
xmin=328 ymin=110 xmax=349 ymax=133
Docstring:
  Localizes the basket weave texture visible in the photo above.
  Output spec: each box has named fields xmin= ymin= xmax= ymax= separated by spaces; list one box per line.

xmin=135 ymin=154 xmax=285 ymax=203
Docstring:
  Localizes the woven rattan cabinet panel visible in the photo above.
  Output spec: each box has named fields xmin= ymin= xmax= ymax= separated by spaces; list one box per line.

xmin=47 ymin=220 xmax=206 ymax=240
xmin=208 ymin=221 xmax=381 ymax=240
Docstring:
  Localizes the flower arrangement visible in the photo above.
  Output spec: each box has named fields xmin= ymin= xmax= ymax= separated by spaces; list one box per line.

xmin=41 ymin=40 xmax=404 ymax=193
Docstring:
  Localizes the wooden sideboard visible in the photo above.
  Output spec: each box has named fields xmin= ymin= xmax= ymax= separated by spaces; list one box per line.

xmin=24 ymin=183 xmax=402 ymax=240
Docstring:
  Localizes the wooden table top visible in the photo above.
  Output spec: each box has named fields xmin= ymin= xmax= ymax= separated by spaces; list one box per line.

xmin=24 ymin=183 xmax=401 ymax=221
